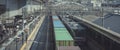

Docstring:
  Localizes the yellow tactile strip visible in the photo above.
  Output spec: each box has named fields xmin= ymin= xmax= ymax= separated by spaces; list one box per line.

xmin=20 ymin=16 xmax=45 ymax=50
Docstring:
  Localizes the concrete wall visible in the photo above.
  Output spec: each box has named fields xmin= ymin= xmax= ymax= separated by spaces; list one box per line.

xmin=7 ymin=0 xmax=19 ymax=17
xmin=0 ymin=0 xmax=6 ymax=4
xmin=0 ymin=0 xmax=43 ymax=18
xmin=0 ymin=0 xmax=26 ymax=18
xmin=0 ymin=0 xmax=20 ymax=18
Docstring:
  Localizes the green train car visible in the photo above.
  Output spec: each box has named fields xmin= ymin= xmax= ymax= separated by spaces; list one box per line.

xmin=53 ymin=16 xmax=74 ymax=46
xmin=55 ymin=28 xmax=74 ymax=46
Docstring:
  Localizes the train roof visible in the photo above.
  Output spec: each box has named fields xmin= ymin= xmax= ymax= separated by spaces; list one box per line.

xmin=53 ymin=16 xmax=73 ymax=40
xmin=54 ymin=28 xmax=73 ymax=40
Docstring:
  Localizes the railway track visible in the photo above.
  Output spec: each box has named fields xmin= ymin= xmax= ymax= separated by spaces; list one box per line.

xmin=30 ymin=16 xmax=48 ymax=50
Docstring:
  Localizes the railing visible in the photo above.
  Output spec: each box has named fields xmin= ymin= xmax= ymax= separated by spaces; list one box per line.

xmin=0 ymin=15 xmax=43 ymax=50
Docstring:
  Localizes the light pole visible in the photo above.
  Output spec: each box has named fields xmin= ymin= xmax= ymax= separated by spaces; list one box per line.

xmin=21 ymin=32 xmax=24 ymax=44
xmin=22 ymin=8 xmax=25 ymax=30
xmin=15 ymin=38 xmax=17 ymax=50
xmin=101 ymin=7 xmax=104 ymax=27
xmin=15 ymin=37 xmax=20 ymax=50
xmin=30 ymin=0 xmax=33 ymax=14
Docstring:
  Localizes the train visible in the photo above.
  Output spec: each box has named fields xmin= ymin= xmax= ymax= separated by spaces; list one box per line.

xmin=52 ymin=16 xmax=81 ymax=50
xmin=59 ymin=16 xmax=87 ymax=47
xmin=70 ymin=15 xmax=120 ymax=50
